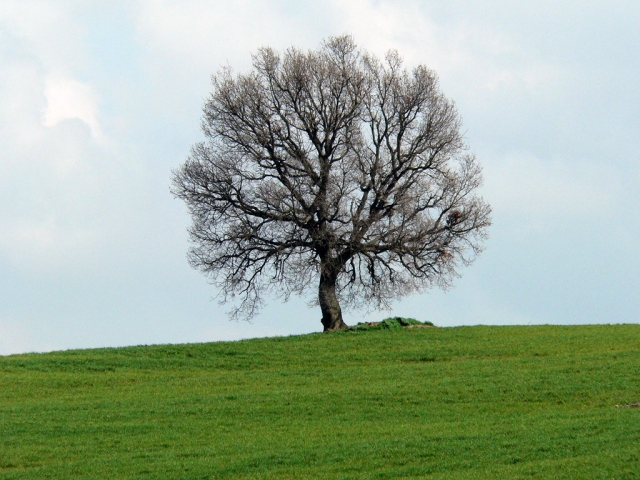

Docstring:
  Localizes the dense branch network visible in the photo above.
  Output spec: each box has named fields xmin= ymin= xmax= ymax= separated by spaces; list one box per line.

xmin=171 ymin=36 xmax=492 ymax=330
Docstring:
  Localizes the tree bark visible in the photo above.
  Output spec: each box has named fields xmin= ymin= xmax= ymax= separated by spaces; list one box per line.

xmin=319 ymin=269 xmax=347 ymax=331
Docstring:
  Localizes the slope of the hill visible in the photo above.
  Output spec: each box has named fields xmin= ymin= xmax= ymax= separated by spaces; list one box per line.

xmin=1 ymin=325 xmax=639 ymax=479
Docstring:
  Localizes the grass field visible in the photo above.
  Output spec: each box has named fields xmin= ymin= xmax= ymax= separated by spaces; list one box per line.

xmin=1 ymin=324 xmax=639 ymax=479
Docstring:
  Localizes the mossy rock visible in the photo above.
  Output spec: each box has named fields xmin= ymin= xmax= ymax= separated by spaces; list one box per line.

xmin=350 ymin=317 xmax=434 ymax=331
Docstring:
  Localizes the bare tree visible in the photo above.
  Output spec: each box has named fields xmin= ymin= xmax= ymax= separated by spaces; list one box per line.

xmin=171 ymin=36 xmax=491 ymax=331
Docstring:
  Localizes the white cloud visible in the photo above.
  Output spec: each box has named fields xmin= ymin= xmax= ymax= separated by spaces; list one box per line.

xmin=43 ymin=74 xmax=103 ymax=141
xmin=0 ymin=215 xmax=99 ymax=275
xmin=328 ymin=0 xmax=434 ymax=57
xmin=0 ymin=312 xmax=63 ymax=355
xmin=483 ymin=151 xmax=621 ymax=219
xmin=328 ymin=0 xmax=562 ymax=92
xmin=134 ymin=0 xmax=326 ymax=73
xmin=0 ymin=7 xmax=119 ymax=276
xmin=0 ymin=318 xmax=30 ymax=356
xmin=0 ymin=0 xmax=89 ymax=72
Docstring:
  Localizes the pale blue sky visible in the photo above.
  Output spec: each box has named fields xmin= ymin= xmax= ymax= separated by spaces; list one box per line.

xmin=1 ymin=0 xmax=639 ymax=354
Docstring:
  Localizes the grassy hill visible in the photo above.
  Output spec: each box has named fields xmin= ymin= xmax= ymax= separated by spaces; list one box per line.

xmin=1 ymin=324 xmax=639 ymax=479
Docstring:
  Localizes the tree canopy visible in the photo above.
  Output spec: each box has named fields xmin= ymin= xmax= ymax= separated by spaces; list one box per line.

xmin=171 ymin=36 xmax=491 ymax=330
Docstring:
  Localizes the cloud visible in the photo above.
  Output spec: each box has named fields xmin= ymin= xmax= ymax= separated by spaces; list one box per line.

xmin=483 ymin=151 xmax=622 ymax=220
xmin=0 ymin=318 xmax=30 ymax=356
xmin=327 ymin=0 xmax=562 ymax=87
xmin=0 ymin=314 xmax=60 ymax=356
xmin=134 ymin=0 xmax=331 ymax=74
xmin=43 ymin=75 xmax=103 ymax=141
xmin=0 ymin=215 xmax=98 ymax=275
xmin=0 ymin=8 xmax=123 ymax=276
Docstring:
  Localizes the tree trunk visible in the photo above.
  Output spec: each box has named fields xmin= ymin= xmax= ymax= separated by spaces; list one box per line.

xmin=319 ymin=269 xmax=347 ymax=331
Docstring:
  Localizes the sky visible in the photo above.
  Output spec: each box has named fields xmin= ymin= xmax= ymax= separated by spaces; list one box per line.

xmin=1 ymin=0 xmax=639 ymax=355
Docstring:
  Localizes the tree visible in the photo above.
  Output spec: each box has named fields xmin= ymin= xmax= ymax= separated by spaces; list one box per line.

xmin=171 ymin=36 xmax=491 ymax=331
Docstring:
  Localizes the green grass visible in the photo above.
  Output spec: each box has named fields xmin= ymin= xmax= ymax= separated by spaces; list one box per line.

xmin=1 ymin=324 xmax=639 ymax=479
